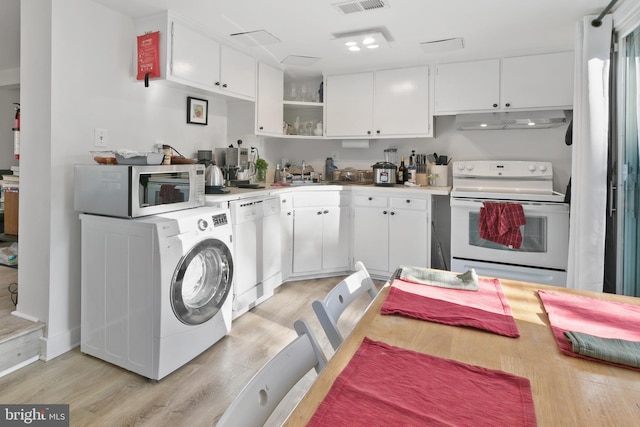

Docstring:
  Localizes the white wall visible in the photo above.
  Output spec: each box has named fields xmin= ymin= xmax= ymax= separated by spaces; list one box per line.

xmin=0 ymin=88 xmax=19 ymax=169
xmin=261 ymin=115 xmax=573 ymax=192
xmin=18 ymin=0 xmax=230 ymax=360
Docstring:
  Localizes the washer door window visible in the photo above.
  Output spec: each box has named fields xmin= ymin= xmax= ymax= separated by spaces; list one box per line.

xmin=171 ymin=239 xmax=233 ymax=325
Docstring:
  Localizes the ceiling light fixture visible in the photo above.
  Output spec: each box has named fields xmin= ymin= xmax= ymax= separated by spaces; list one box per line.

xmin=333 ymin=28 xmax=391 ymax=52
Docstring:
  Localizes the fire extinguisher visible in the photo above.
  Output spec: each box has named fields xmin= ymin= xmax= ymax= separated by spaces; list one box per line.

xmin=13 ymin=103 xmax=19 ymax=160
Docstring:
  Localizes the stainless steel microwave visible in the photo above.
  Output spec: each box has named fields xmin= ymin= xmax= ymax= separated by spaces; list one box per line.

xmin=74 ymin=164 xmax=205 ymax=218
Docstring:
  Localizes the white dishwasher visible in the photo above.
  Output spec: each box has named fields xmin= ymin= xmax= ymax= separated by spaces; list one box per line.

xmin=229 ymin=195 xmax=282 ymax=318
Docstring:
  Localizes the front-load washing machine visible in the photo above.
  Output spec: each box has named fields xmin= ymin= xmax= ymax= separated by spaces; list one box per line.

xmin=80 ymin=206 xmax=234 ymax=380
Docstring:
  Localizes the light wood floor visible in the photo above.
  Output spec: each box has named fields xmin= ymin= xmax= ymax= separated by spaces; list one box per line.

xmin=0 ymin=266 xmax=383 ymax=426
xmin=0 ymin=265 xmax=36 ymax=339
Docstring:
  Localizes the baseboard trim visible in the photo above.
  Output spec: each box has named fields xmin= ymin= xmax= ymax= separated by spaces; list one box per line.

xmin=41 ymin=325 xmax=80 ymax=361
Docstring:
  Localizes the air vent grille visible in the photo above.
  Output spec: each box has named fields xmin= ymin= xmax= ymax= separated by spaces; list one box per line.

xmin=333 ymin=0 xmax=389 ymax=15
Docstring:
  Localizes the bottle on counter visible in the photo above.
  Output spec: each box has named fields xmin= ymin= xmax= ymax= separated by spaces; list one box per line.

xmin=274 ymin=163 xmax=281 ymax=183
xmin=162 ymin=145 xmax=172 ymax=165
xmin=408 ymin=153 xmax=416 ymax=183
xmin=398 ymin=157 xmax=407 ymax=184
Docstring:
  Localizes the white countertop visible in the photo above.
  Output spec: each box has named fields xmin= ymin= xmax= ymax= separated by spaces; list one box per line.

xmin=204 ymin=183 xmax=451 ymax=204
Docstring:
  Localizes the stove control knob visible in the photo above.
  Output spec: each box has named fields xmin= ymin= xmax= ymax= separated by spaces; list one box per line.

xmin=538 ymin=164 xmax=548 ymax=172
xmin=457 ymin=163 xmax=466 ymax=171
xmin=466 ymin=164 xmax=474 ymax=171
xmin=528 ymin=164 xmax=537 ymax=172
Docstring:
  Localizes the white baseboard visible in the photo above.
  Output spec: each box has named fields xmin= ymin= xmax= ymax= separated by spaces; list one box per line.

xmin=41 ymin=325 xmax=80 ymax=361
xmin=11 ymin=310 xmax=40 ymax=323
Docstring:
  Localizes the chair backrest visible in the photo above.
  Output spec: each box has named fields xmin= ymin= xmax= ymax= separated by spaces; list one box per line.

xmin=216 ymin=319 xmax=326 ymax=427
xmin=312 ymin=261 xmax=377 ymax=351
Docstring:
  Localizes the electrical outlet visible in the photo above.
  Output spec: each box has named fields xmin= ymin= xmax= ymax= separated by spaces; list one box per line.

xmin=94 ymin=128 xmax=108 ymax=147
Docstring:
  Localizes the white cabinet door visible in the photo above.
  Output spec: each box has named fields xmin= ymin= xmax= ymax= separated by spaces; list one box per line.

xmin=374 ymin=66 xmax=430 ymax=136
xmin=322 ymin=207 xmax=350 ymax=271
xmin=256 ymin=62 xmax=284 ymax=135
xmin=170 ymin=20 xmax=220 ymax=89
xmin=292 ymin=207 xmax=323 ymax=273
xmin=389 ymin=209 xmax=428 ymax=269
xmin=435 ymin=59 xmax=500 ymax=113
xmin=325 ymin=72 xmax=374 ymax=137
xmin=501 ymin=52 xmax=574 ymax=110
xmin=352 ymin=207 xmax=389 ymax=272
xmin=219 ymin=45 xmax=256 ymax=99
xmin=280 ymin=196 xmax=294 ymax=282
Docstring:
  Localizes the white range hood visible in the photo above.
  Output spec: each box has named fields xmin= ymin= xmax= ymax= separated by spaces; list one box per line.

xmin=455 ymin=110 xmax=568 ymax=130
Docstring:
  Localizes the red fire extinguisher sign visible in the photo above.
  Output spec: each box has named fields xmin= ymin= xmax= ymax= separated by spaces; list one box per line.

xmin=137 ymin=31 xmax=161 ymax=82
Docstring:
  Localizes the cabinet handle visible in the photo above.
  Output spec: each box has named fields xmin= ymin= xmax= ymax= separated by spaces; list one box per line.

xmin=492 ymin=103 xmax=498 ymax=108
xmin=323 ymin=210 xmax=329 ymax=214
xmin=317 ymin=211 xmax=323 ymax=215
xmin=368 ymin=197 xmax=373 ymax=201
xmin=222 ymin=83 xmax=228 ymax=88
xmin=376 ymin=130 xmax=381 ymax=134
xmin=505 ymin=103 xmax=511 ymax=107
xmin=383 ymin=210 xmax=388 ymax=215
xmin=215 ymin=81 xmax=221 ymax=86
xmin=406 ymin=199 xmax=411 ymax=204
xmin=367 ymin=130 xmax=371 ymax=135
xmin=390 ymin=211 xmax=395 ymax=216
xmin=287 ymin=212 xmax=292 ymax=216
xmin=259 ymin=126 xmax=264 ymax=130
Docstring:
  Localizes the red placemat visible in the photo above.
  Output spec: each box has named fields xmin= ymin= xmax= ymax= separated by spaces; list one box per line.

xmin=307 ymin=338 xmax=536 ymax=427
xmin=381 ymin=278 xmax=519 ymax=337
xmin=538 ymin=290 xmax=640 ymax=370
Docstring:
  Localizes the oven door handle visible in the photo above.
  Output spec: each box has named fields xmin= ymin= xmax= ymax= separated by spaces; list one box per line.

xmin=450 ymin=198 xmax=569 ymax=213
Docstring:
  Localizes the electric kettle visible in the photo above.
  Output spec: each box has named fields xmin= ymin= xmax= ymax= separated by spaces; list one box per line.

xmin=205 ymin=162 xmax=229 ymax=194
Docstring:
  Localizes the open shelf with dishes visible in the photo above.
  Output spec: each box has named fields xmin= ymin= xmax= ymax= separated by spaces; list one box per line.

xmin=282 ymin=76 xmax=324 ymax=139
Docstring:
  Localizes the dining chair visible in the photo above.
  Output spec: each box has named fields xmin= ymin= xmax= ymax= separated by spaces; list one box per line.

xmin=312 ymin=261 xmax=378 ymax=351
xmin=215 ymin=318 xmax=327 ymax=427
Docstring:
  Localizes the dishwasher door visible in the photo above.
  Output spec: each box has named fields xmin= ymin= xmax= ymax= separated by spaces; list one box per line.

xmin=229 ymin=196 xmax=281 ymax=317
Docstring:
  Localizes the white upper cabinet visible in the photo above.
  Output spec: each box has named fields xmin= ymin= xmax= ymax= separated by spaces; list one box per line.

xmin=135 ymin=12 xmax=255 ymax=101
xmin=219 ymin=45 xmax=256 ymax=99
xmin=325 ymin=66 xmax=431 ymax=138
xmin=435 ymin=52 xmax=574 ymax=114
xmin=256 ymin=62 xmax=284 ymax=135
xmin=171 ymin=20 xmax=221 ymax=89
xmin=374 ymin=66 xmax=430 ymax=136
xmin=325 ymin=72 xmax=375 ymax=137
xmin=435 ymin=59 xmax=500 ymax=113
xmin=501 ymin=52 xmax=574 ymax=110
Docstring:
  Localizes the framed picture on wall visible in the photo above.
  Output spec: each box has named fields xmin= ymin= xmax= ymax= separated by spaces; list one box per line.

xmin=186 ymin=96 xmax=208 ymax=125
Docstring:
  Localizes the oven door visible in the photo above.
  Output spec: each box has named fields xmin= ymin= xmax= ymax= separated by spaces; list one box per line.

xmin=450 ymin=198 xmax=569 ymax=270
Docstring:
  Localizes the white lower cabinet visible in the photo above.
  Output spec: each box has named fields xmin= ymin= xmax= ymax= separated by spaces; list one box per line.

xmin=352 ymin=193 xmax=430 ymax=278
xmin=291 ymin=191 xmax=350 ymax=276
xmin=280 ymin=194 xmax=294 ymax=282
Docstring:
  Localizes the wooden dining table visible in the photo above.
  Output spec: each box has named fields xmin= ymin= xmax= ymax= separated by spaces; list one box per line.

xmin=283 ymin=277 xmax=640 ymax=426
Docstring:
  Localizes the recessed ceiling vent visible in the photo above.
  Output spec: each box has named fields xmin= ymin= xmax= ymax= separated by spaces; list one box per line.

xmin=332 ymin=0 xmax=389 ymax=15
